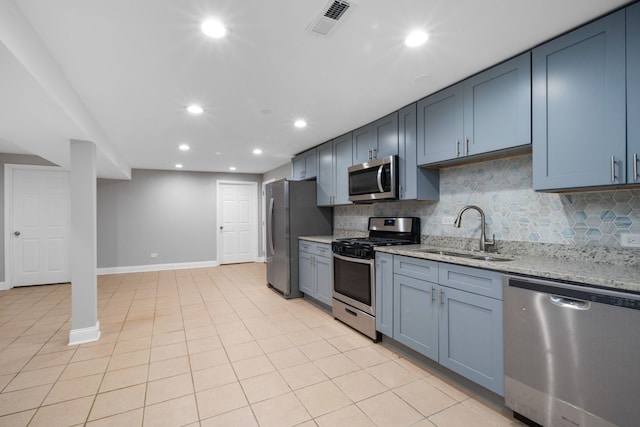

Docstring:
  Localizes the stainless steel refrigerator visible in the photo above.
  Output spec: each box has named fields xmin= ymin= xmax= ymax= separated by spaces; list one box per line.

xmin=266 ymin=179 xmax=332 ymax=298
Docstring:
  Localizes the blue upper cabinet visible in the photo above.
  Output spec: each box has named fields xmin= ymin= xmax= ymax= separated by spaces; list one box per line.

xmin=417 ymin=52 xmax=531 ymax=166
xmin=628 ymin=3 xmax=640 ymax=185
xmin=291 ymin=148 xmax=317 ymax=181
xmin=532 ymin=10 xmax=626 ymax=190
xmin=463 ymin=52 xmax=531 ymax=155
xmin=398 ymin=103 xmax=439 ymax=201
xmin=417 ymin=84 xmax=464 ymax=165
xmin=352 ymin=112 xmax=399 ymax=164
xmin=316 ymin=134 xmax=353 ymax=206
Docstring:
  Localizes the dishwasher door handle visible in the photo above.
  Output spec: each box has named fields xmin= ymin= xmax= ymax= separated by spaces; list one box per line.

xmin=550 ymin=295 xmax=591 ymax=310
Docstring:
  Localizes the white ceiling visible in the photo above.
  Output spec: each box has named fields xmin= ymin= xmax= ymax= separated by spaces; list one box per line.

xmin=0 ymin=0 xmax=631 ymax=178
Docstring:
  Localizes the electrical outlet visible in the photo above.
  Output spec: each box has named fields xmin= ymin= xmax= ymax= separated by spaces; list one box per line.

xmin=442 ymin=215 xmax=455 ymax=225
xmin=150 ymin=252 xmax=158 ymax=258
xmin=621 ymin=234 xmax=640 ymax=248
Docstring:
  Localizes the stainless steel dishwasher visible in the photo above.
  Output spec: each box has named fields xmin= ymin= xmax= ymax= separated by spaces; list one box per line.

xmin=504 ymin=275 xmax=640 ymax=427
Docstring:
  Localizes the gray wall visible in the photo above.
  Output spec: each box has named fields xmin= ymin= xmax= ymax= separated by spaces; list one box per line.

xmin=0 ymin=153 xmax=56 ymax=280
xmin=262 ymin=162 xmax=292 ymax=183
xmin=97 ymin=169 xmax=260 ymax=269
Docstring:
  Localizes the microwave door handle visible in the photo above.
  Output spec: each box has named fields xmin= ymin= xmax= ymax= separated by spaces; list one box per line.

xmin=376 ymin=165 xmax=384 ymax=192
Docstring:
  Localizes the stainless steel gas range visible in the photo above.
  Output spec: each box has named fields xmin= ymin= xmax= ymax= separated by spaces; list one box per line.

xmin=331 ymin=217 xmax=420 ymax=341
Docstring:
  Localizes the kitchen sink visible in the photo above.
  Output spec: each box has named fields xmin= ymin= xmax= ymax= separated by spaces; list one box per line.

xmin=418 ymin=249 xmax=513 ymax=262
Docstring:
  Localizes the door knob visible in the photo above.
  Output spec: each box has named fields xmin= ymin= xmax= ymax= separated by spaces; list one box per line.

xmin=14 ymin=231 xmax=20 ymax=236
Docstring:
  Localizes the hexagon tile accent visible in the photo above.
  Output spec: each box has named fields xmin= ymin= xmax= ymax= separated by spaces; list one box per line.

xmin=335 ymin=154 xmax=640 ymax=248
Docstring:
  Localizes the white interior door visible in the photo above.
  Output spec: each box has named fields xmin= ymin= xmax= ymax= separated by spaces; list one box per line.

xmin=10 ymin=167 xmax=70 ymax=286
xmin=217 ymin=181 xmax=258 ymax=265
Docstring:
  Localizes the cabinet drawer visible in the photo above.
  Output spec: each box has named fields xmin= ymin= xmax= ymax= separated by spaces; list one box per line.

xmin=393 ymin=255 xmax=438 ymax=282
xmin=299 ymin=240 xmax=314 ymax=253
xmin=438 ymin=263 xmax=502 ymax=300
xmin=314 ymin=243 xmax=331 ymax=258
xmin=298 ymin=241 xmax=331 ymax=258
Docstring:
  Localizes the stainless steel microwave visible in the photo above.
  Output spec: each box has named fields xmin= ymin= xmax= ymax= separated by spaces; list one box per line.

xmin=348 ymin=155 xmax=398 ymax=202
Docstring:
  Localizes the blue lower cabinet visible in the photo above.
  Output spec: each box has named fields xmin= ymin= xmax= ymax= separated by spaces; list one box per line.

xmin=377 ymin=255 xmax=505 ymax=396
xmin=298 ymin=242 xmax=332 ymax=306
xmin=439 ymin=286 xmax=504 ymax=396
xmin=393 ymin=274 xmax=439 ymax=360
xmin=375 ymin=252 xmax=394 ymax=337
xmin=314 ymin=253 xmax=332 ymax=306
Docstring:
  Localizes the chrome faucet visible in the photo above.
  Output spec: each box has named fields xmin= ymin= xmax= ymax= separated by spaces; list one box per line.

xmin=453 ymin=205 xmax=495 ymax=252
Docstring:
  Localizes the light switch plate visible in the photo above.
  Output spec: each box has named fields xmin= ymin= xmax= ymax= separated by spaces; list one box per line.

xmin=621 ymin=234 xmax=640 ymax=248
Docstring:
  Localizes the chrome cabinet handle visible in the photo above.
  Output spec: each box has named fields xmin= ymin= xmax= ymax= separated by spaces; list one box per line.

xmin=465 ymin=138 xmax=469 ymax=155
xmin=455 ymin=140 xmax=460 ymax=157
xmin=634 ymin=153 xmax=638 ymax=182
xmin=439 ymin=289 xmax=444 ymax=305
xmin=431 ymin=286 xmax=435 ymax=303
xmin=611 ymin=156 xmax=617 ymax=182
xmin=368 ymin=149 xmax=372 ymax=160
xmin=372 ymin=148 xmax=377 ymax=159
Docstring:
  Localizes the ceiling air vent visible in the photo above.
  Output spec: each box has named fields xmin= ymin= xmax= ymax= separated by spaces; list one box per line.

xmin=306 ymin=0 xmax=352 ymax=37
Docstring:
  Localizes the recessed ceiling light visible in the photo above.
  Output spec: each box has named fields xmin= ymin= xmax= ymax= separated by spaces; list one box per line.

xmin=405 ymin=30 xmax=429 ymax=47
xmin=294 ymin=119 xmax=307 ymax=128
xmin=253 ymin=148 xmax=262 ymax=155
xmin=178 ymin=144 xmax=190 ymax=151
xmin=201 ymin=18 xmax=228 ymax=39
xmin=186 ymin=104 xmax=204 ymax=114
xmin=229 ymin=166 xmax=236 ymax=171
xmin=175 ymin=163 xmax=183 ymax=169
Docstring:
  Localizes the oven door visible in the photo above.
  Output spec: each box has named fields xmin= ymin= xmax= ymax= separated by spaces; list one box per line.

xmin=332 ymin=253 xmax=375 ymax=316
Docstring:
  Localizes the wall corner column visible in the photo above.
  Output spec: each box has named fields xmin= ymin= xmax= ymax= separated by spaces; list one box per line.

xmin=68 ymin=140 xmax=100 ymax=345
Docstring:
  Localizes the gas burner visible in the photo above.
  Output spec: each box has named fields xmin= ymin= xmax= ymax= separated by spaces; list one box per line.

xmin=332 ymin=217 xmax=420 ymax=259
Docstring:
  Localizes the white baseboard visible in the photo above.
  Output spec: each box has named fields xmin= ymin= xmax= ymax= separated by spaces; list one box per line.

xmin=0 ymin=281 xmax=7 ymax=291
xmin=97 ymin=260 xmax=219 ymax=275
xmin=69 ymin=321 xmax=101 ymax=345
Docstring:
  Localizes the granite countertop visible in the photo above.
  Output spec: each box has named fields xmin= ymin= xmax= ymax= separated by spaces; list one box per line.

xmin=376 ymin=244 xmax=640 ymax=293
xmin=299 ymin=234 xmax=640 ymax=293
xmin=298 ymin=235 xmax=334 ymax=244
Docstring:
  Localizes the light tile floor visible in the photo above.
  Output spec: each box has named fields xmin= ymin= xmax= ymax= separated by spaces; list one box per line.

xmin=0 ymin=263 xmax=525 ymax=426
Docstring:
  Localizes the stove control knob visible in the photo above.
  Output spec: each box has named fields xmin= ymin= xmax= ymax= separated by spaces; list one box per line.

xmin=332 ymin=243 xmax=342 ymax=254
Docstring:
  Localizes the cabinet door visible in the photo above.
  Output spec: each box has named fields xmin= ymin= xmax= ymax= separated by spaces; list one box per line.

xmin=303 ymin=149 xmax=317 ymax=180
xmin=398 ymin=104 xmax=417 ymax=200
xmin=439 ymin=286 xmax=504 ymax=396
xmin=532 ymin=10 xmax=626 ymax=190
xmin=399 ymin=104 xmax=440 ymax=201
xmin=352 ymin=124 xmax=373 ymax=165
xmin=315 ymin=254 xmax=332 ymax=306
xmin=316 ymin=141 xmax=333 ymax=206
xmin=628 ymin=2 xmax=640 ymax=184
xmin=417 ymin=83 xmax=464 ymax=165
xmin=375 ymin=252 xmax=394 ymax=337
xmin=299 ymin=250 xmax=315 ymax=295
xmin=292 ymin=155 xmax=305 ymax=180
xmin=371 ymin=112 xmax=399 ymax=160
xmin=463 ymin=52 xmax=531 ymax=156
xmin=393 ymin=274 xmax=438 ymax=360
xmin=333 ymin=133 xmax=353 ymax=205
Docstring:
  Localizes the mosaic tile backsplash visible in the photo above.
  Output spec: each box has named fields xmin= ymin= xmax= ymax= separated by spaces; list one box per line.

xmin=335 ymin=154 xmax=640 ymax=248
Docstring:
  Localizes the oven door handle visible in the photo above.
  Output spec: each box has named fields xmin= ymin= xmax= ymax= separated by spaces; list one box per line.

xmin=333 ymin=253 xmax=375 ymax=265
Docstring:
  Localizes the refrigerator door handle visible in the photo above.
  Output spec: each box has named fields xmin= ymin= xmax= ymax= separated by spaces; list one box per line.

xmin=268 ymin=197 xmax=275 ymax=255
